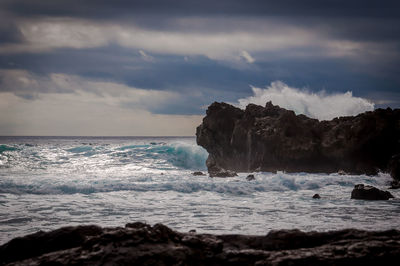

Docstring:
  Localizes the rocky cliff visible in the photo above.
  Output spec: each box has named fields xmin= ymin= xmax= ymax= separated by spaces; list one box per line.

xmin=1 ymin=223 xmax=400 ymax=265
xmin=196 ymin=102 xmax=400 ymax=177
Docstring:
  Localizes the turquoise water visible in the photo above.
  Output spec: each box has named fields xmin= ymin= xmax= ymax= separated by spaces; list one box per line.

xmin=0 ymin=136 xmax=399 ymax=244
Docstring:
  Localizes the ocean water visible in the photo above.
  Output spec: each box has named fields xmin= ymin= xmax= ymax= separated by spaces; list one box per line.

xmin=0 ymin=136 xmax=399 ymax=244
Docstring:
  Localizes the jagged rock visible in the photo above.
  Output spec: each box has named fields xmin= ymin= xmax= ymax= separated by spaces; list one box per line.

xmin=246 ymin=174 xmax=255 ymax=181
xmin=351 ymin=184 xmax=394 ymax=200
xmin=196 ymin=102 xmax=400 ymax=176
xmin=192 ymin=171 xmax=206 ymax=176
xmin=1 ymin=223 xmax=400 ymax=265
xmin=313 ymin=194 xmax=321 ymax=199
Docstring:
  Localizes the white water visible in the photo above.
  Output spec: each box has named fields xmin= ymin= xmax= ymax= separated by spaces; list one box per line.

xmin=0 ymin=136 xmax=399 ymax=244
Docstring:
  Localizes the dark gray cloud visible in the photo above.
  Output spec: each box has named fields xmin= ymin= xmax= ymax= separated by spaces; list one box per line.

xmin=2 ymin=0 xmax=399 ymax=19
xmin=0 ymin=0 xmax=399 ymax=117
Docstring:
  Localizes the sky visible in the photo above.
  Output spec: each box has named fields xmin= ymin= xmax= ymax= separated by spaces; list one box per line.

xmin=0 ymin=0 xmax=399 ymax=136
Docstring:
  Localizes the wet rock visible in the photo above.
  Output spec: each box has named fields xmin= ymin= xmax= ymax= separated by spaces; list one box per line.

xmin=196 ymin=102 xmax=400 ymax=175
xmin=192 ymin=171 xmax=206 ymax=176
xmin=208 ymin=165 xmax=237 ymax=177
xmin=246 ymin=174 xmax=255 ymax=181
xmin=1 ymin=223 xmax=400 ymax=265
xmin=351 ymin=184 xmax=394 ymax=200
xmin=312 ymin=194 xmax=321 ymax=199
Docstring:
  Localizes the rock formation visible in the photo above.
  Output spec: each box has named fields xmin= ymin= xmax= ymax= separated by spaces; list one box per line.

xmin=1 ymin=223 xmax=400 ymax=265
xmin=351 ymin=184 xmax=394 ymax=200
xmin=196 ymin=102 xmax=400 ymax=176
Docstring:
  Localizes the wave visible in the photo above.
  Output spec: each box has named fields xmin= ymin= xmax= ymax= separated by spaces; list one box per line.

xmin=0 ymin=172 xmax=392 ymax=196
xmin=107 ymin=142 xmax=208 ymax=170
xmin=0 ymin=140 xmax=209 ymax=171
xmin=0 ymin=145 xmax=18 ymax=153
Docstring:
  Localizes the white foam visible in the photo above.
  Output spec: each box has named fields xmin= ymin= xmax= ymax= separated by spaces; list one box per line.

xmin=237 ymin=81 xmax=374 ymax=120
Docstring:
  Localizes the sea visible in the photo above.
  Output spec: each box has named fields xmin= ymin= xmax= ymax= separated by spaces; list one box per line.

xmin=0 ymin=136 xmax=399 ymax=244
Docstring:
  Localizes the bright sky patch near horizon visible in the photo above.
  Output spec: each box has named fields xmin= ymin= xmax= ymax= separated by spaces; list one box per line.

xmin=0 ymin=0 xmax=399 ymax=136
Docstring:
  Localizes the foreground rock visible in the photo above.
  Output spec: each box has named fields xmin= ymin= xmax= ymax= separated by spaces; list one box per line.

xmin=1 ymin=223 xmax=400 ymax=265
xmin=196 ymin=102 xmax=400 ymax=176
xmin=351 ymin=184 xmax=394 ymax=200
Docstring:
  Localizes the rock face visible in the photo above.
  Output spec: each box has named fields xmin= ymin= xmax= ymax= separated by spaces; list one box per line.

xmin=196 ymin=102 xmax=400 ymax=175
xmin=351 ymin=184 xmax=394 ymax=200
xmin=1 ymin=223 xmax=400 ymax=265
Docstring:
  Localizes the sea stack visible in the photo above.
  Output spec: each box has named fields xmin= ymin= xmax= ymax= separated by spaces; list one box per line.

xmin=196 ymin=102 xmax=400 ymax=176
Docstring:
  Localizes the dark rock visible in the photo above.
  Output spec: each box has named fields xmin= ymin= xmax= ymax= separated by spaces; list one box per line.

xmin=2 ymin=223 xmax=400 ymax=265
xmin=312 ymin=194 xmax=321 ymax=199
xmin=351 ymin=184 xmax=394 ymax=200
xmin=246 ymin=174 xmax=255 ymax=181
xmin=209 ymin=166 xmax=237 ymax=178
xmin=388 ymin=154 xmax=400 ymax=180
xmin=0 ymin=225 xmax=102 ymax=265
xmin=192 ymin=171 xmax=206 ymax=176
xmin=196 ymin=101 xmax=400 ymax=175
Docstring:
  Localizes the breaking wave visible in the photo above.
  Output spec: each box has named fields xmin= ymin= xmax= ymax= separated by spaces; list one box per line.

xmin=237 ymin=81 xmax=374 ymax=120
xmin=0 ymin=172 xmax=392 ymax=196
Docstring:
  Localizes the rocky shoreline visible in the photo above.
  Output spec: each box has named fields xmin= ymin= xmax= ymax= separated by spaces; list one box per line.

xmin=1 ymin=223 xmax=400 ymax=265
xmin=196 ymin=102 xmax=400 ymax=179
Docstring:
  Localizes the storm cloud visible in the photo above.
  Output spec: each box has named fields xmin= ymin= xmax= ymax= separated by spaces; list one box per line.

xmin=0 ymin=0 xmax=399 ymax=135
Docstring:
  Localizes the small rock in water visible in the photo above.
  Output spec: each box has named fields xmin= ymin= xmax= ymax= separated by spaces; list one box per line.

xmin=312 ymin=194 xmax=321 ymax=199
xmin=246 ymin=174 xmax=255 ymax=181
xmin=192 ymin=171 xmax=205 ymax=176
xmin=189 ymin=229 xmax=196 ymax=233
xmin=351 ymin=184 xmax=394 ymax=200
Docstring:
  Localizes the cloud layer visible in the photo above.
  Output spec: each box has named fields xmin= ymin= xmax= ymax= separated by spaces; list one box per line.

xmin=237 ymin=81 xmax=375 ymax=120
xmin=0 ymin=0 xmax=398 ymax=135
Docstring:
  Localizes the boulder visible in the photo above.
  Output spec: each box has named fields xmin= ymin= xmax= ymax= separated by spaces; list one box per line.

xmin=312 ymin=194 xmax=321 ymax=199
xmin=351 ymin=184 xmax=394 ymax=200
xmin=196 ymin=102 xmax=400 ymax=175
